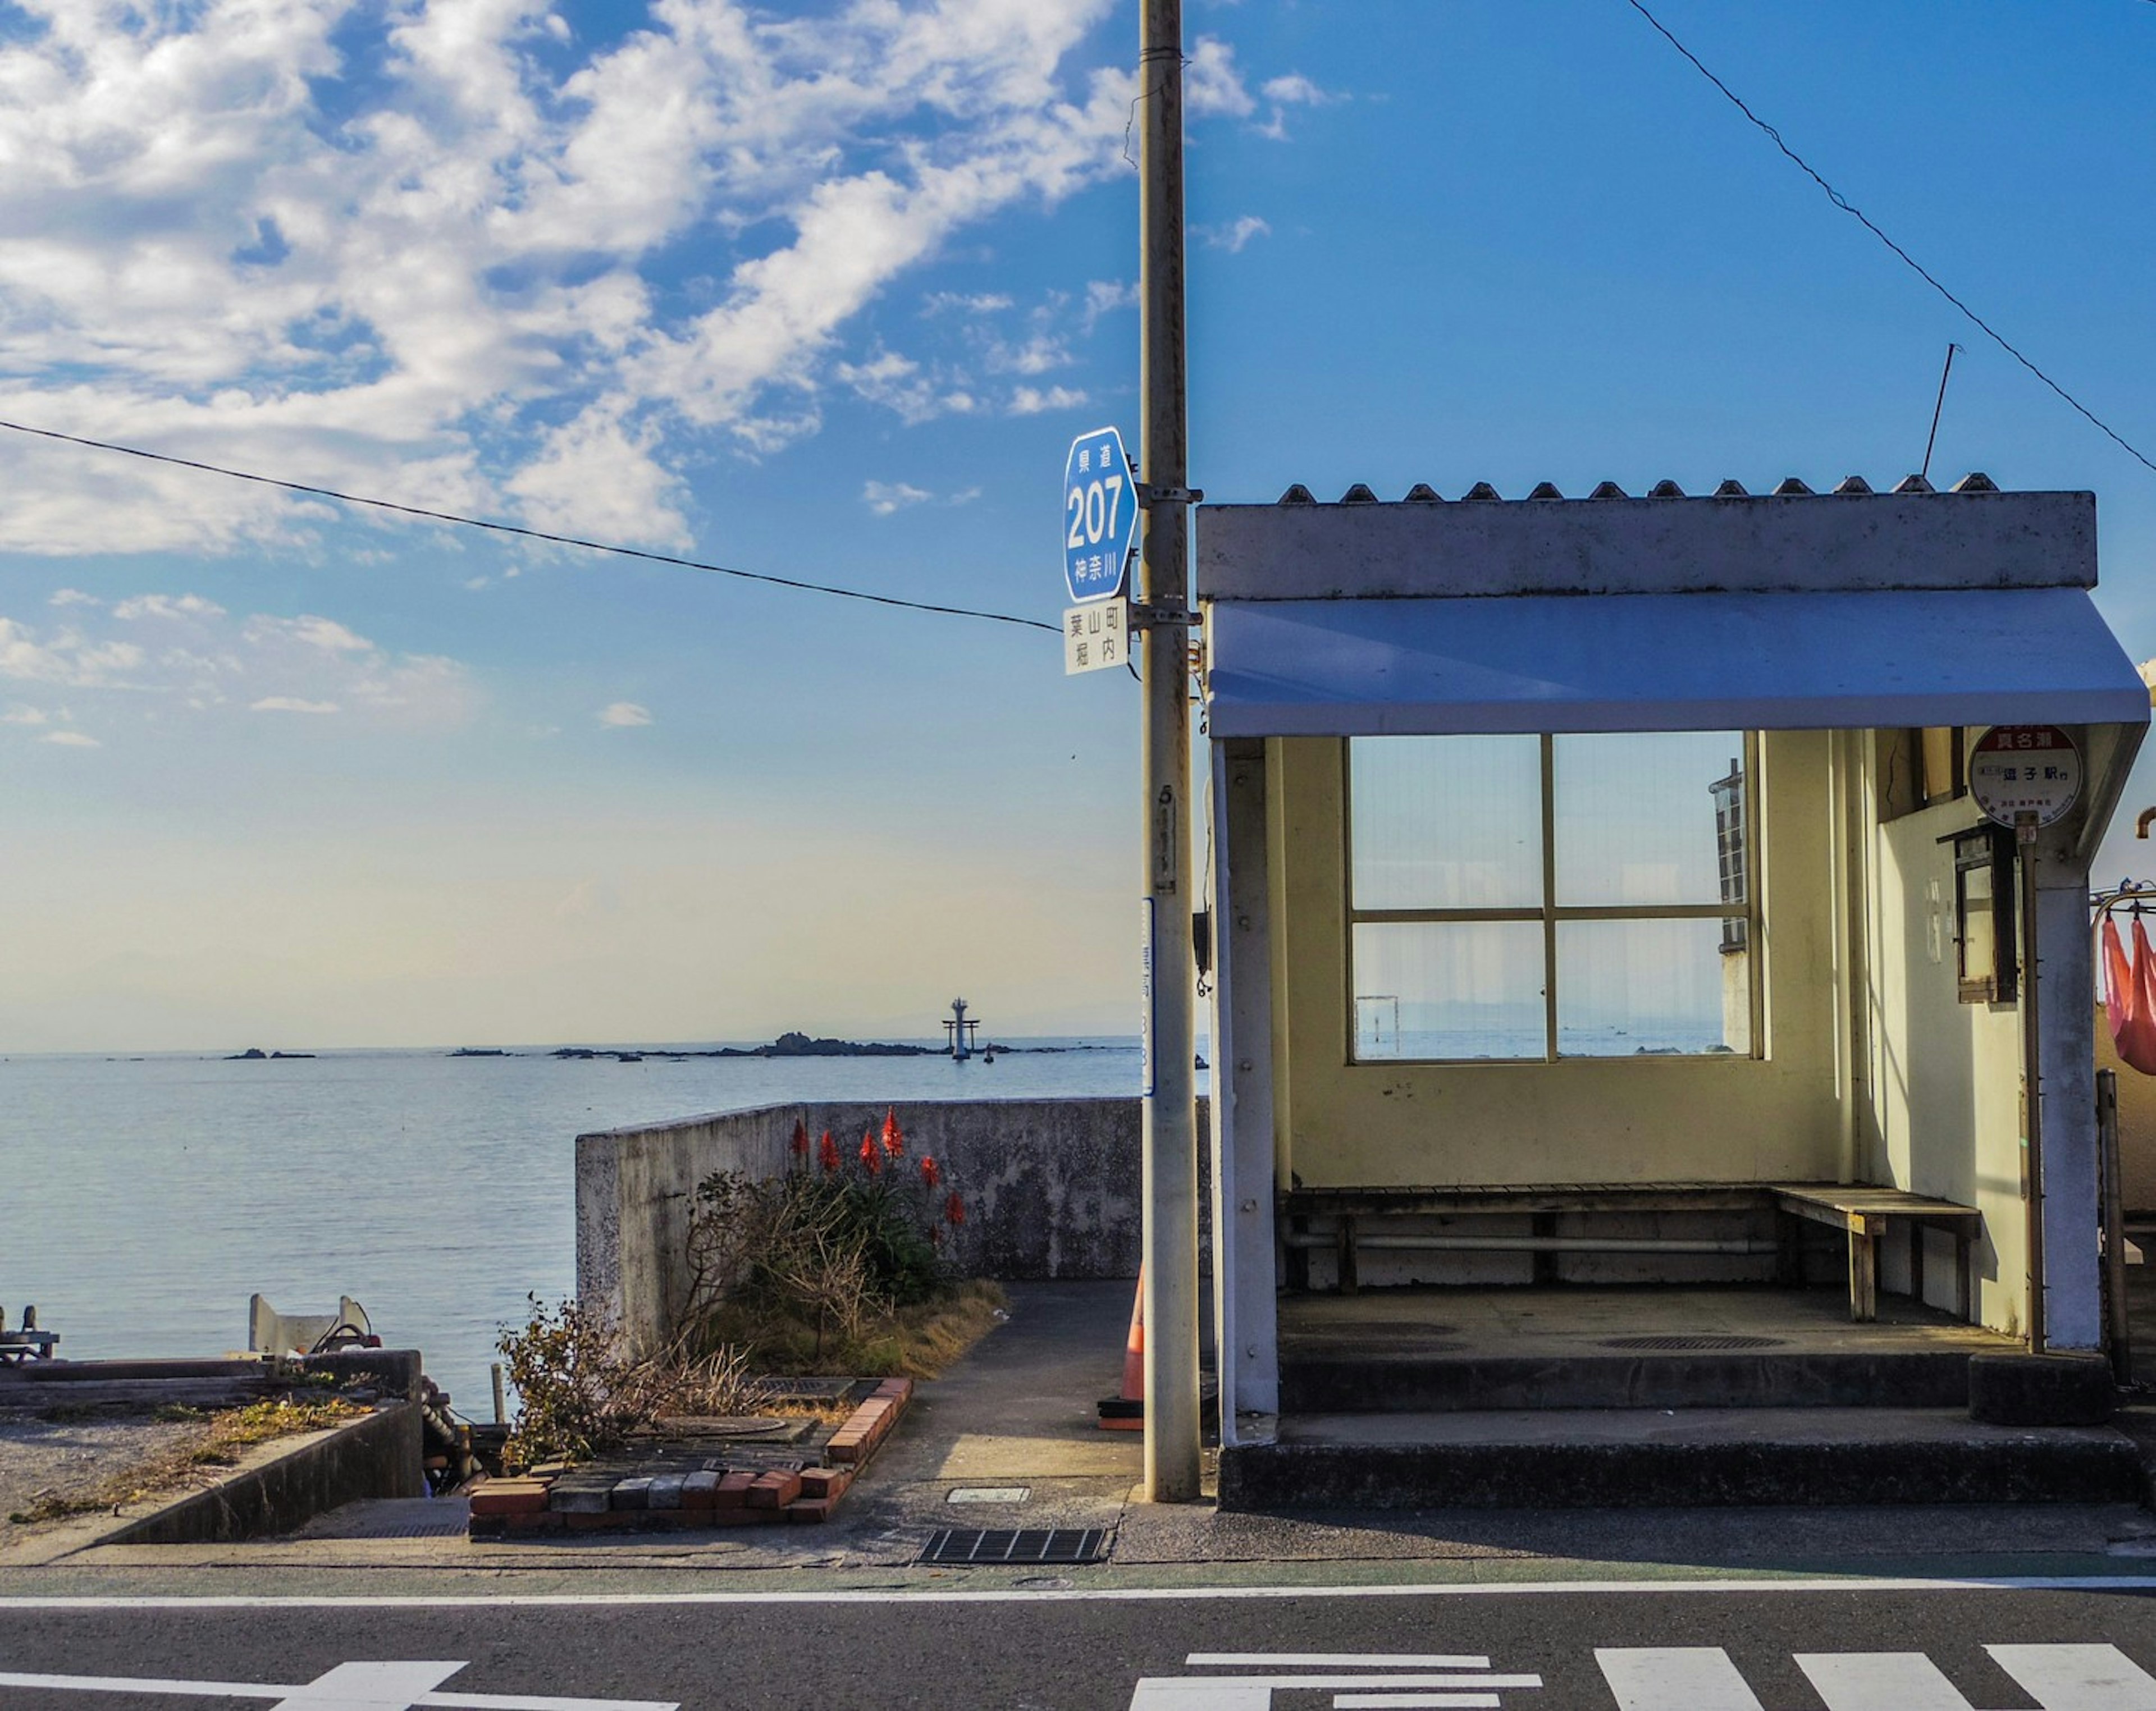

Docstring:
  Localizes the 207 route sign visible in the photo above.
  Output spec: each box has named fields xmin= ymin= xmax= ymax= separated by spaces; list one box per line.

xmin=1063 ymin=426 xmax=1137 ymax=604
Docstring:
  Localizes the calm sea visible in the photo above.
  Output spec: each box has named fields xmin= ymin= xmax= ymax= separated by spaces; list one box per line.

xmin=1 ymin=1041 xmax=1144 ymax=1413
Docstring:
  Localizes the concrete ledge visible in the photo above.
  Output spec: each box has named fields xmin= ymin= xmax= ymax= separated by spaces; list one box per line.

xmin=1968 ymin=1352 xmax=2116 ymax=1426
xmin=1281 ymin=1350 xmax=1980 ymax=1414
xmin=1220 ymin=1413 xmax=2144 ymax=1510
xmin=99 ymin=1403 xmax=424 ymax=1545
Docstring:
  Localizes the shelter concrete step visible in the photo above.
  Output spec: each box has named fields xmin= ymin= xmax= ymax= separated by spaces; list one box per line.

xmin=1278 ymin=1347 xmax=1977 ymax=1413
xmin=1217 ymin=1407 xmax=2143 ymax=1511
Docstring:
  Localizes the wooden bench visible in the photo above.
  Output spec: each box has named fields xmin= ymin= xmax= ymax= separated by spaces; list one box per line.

xmin=1767 ymin=1183 xmax=1981 ymax=1324
xmin=1281 ymin=1180 xmax=1983 ymax=1324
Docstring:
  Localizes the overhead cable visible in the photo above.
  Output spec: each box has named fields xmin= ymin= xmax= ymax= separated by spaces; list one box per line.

xmin=0 ymin=417 xmax=1061 ymax=634
xmin=1622 ymin=0 xmax=2156 ymax=478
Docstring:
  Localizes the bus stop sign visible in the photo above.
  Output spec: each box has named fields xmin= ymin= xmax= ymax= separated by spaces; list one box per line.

xmin=1063 ymin=426 xmax=1136 ymax=604
xmin=1970 ymin=724 xmax=2083 ymax=830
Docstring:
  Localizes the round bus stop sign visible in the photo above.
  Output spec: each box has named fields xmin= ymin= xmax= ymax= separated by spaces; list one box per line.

xmin=1968 ymin=724 xmax=2083 ymax=829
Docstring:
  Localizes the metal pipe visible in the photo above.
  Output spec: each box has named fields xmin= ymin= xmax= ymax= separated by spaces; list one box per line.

xmin=2137 ymin=807 xmax=2156 ymax=840
xmin=491 ymin=1361 xmax=508 ymax=1427
xmin=2100 ymin=1067 xmax=2131 ymax=1384
xmin=1138 ymin=0 xmax=1200 ymax=1504
xmin=2021 ymin=819 xmax=2048 ymax=1353
xmin=1283 ymin=1233 xmax=1778 ymax=1256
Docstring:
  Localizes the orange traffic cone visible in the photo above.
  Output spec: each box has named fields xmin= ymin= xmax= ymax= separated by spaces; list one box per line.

xmin=1097 ymin=1268 xmax=1145 ymax=1430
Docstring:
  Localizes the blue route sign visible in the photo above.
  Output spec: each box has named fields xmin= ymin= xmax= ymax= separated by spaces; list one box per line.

xmin=1063 ymin=426 xmax=1137 ymax=604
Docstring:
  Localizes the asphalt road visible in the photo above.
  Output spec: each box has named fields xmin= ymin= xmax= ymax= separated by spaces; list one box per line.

xmin=6 ymin=1579 xmax=2156 ymax=1709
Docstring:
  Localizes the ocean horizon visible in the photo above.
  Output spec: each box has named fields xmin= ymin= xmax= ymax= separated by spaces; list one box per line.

xmin=3 ymin=1037 xmax=1150 ymax=1418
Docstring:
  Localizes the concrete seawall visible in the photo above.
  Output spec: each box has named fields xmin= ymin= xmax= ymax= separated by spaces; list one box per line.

xmin=577 ymin=1096 xmax=1211 ymax=1357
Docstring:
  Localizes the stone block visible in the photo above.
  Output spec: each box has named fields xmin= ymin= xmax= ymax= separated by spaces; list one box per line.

xmin=1968 ymin=1351 xmax=2116 ymax=1426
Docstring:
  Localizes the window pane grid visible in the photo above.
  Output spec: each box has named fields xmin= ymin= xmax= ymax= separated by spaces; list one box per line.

xmin=1346 ymin=733 xmax=1759 ymax=1063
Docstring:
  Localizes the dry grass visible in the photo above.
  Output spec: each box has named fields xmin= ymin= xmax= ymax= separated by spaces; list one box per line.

xmin=6 ymin=1396 xmax=370 ymax=1526
xmin=692 ymin=1279 xmax=1008 ymax=1380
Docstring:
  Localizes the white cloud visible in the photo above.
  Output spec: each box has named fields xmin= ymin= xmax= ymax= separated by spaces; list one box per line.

xmin=1198 ymin=215 xmax=1272 ymax=254
xmin=112 ymin=593 xmax=227 ymax=622
xmin=3 ymin=705 xmax=49 ymax=725
xmin=863 ymin=480 xmax=933 ymax=515
xmin=41 ymin=730 xmax=99 ymax=748
xmin=48 ymin=589 xmax=101 ymax=607
xmin=246 ymin=615 xmax=373 ymax=654
xmin=1082 ymin=279 xmax=1138 ymax=331
xmin=834 ymin=350 xmax=976 ymax=426
xmin=1010 ymin=385 xmax=1090 ymax=415
xmin=1185 ymin=36 xmax=1255 ymax=119
xmin=0 ymin=616 xmax=146 ymax=686
xmin=0 ymin=0 xmax=1129 ymax=551
xmin=923 ymin=291 xmax=1015 ymax=315
xmin=250 ymin=697 xmax=339 ymax=715
xmin=599 ymin=701 xmax=652 ymax=728
xmin=0 ymin=600 xmax=472 ymax=728
xmin=1252 ymin=71 xmax=1340 ymax=140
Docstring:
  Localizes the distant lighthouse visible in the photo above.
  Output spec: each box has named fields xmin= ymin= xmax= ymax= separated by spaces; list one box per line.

xmin=943 ymin=998 xmax=982 ymax=1062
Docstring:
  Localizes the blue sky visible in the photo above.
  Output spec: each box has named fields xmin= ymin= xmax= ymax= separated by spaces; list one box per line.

xmin=2 ymin=0 xmax=2153 ymax=1051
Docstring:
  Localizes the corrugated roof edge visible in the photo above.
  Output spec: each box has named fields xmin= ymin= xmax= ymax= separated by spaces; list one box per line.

xmin=1198 ymin=484 xmax=2097 ymax=602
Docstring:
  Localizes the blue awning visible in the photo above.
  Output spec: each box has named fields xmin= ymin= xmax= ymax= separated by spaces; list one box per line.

xmin=1203 ymin=587 xmax=2151 ymax=738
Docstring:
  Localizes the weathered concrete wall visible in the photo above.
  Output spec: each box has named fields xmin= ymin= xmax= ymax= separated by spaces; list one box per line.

xmin=102 ymin=1402 xmax=424 ymax=1545
xmin=577 ymin=1097 xmax=1208 ymax=1357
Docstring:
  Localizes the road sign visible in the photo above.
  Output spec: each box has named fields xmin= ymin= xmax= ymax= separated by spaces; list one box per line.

xmin=1970 ymin=724 xmax=2083 ymax=829
xmin=1063 ymin=426 xmax=1136 ymax=604
xmin=1063 ymin=600 xmax=1129 ymax=674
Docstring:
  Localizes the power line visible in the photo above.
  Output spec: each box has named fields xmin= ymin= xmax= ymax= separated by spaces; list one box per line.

xmin=0 ymin=417 xmax=1061 ymax=634
xmin=1621 ymin=0 xmax=2156 ymax=479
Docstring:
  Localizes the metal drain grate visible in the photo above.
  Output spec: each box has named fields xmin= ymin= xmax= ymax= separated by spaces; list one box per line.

xmin=919 ymin=1527 xmax=1109 ymax=1567
xmin=1601 ymin=1334 xmax=1786 ymax=1351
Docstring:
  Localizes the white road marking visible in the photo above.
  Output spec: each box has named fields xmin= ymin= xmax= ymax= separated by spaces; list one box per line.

xmin=272 ymin=1662 xmax=464 ymax=1710
xmin=1795 ymin=1653 xmax=1976 ymax=1710
xmin=1129 ymin=1683 xmax=1272 ymax=1709
xmin=1329 ymin=1696 xmax=1500 ymax=1708
xmin=3 ymin=1575 xmax=2156 ymax=1607
xmin=0 ymin=1664 xmax=675 ymax=1711
xmin=1989 ymin=1643 xmax=2156 ymax=1708
xmin=1187 ymin=1655 xmax=1491 ymax=1668
xmin=1595 ymin=1648 xmax=1764 ymax=1710
xmin=1135 ymin=1677 xmax=1539 ymax=1691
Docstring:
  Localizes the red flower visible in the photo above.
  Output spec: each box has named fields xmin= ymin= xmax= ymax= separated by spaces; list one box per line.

xmin=880 ymin=1107 xmax=904 ymax=1157
xmin=859 ymin=1129 xmax=881 ymax=1175
xmin=818 ymin=1131 xmax=841 ymax=1174
xmin=919 ymin=1155 xmax=940 ymax=1190
xmin=944 ymin=1191 xmax=966 ymax=1227
xmin=789 ymin=1118 xmax=810 ymax=1156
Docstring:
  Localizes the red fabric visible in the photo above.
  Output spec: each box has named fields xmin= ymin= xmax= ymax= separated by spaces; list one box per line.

xmin=2103 ymin=917 xmax=2134 ymax=1040
xmin=2118 ymin=919 xmax=2156 ymax=1075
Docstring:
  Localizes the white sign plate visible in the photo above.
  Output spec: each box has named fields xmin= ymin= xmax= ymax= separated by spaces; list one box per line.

xmin=1969 ymin=724 xmax=2082 ymax=829
xmin=1063 ymin=600 xmax=1129 ymax=674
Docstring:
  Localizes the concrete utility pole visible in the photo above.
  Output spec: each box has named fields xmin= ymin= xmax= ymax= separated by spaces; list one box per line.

xmin=1137 ymin=0 xmax=1202 ymax=1503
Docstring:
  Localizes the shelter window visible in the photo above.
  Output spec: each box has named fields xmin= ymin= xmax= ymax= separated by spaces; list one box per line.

xmin=1347 ymin=732 xmax=1759 ymax=1063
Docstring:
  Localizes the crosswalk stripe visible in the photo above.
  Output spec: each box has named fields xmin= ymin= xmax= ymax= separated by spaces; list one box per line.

xmin=273 ymin=1662 xmax=464 ymax=1710
xmin=1595 ymin=1649 xmax=1763 ymax=1709
xmin=1795 ymin=1653 xmax=1976 ymax=1710
xmin=1989 ymin=1643 xmax=2156 ymax=1709
xmin=1186 ymin=1656 xmax=1491 ymax=1669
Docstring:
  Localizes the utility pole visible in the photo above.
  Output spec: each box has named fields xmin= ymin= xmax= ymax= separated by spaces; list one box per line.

xmin=1137 ymin=0 xmax=1202 ymax=1503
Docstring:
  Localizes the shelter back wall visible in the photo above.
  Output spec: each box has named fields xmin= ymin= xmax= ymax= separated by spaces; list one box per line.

xmin=1268 ymin=731 xmax=1843 ymax=1187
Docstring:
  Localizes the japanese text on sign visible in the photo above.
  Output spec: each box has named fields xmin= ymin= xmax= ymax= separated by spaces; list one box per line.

xmin=1968 ymin=724 xmax=2083 ymax=830
xmin=1063 ymin=426 xmax=1137 ymax=604
xmin=1064 ymin=600 xmax=1129 ymax=675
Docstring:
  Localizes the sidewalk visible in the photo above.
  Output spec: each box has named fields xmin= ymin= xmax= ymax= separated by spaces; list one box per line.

xmin=24 ymin=1279 xmax=2156 ymax=1586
